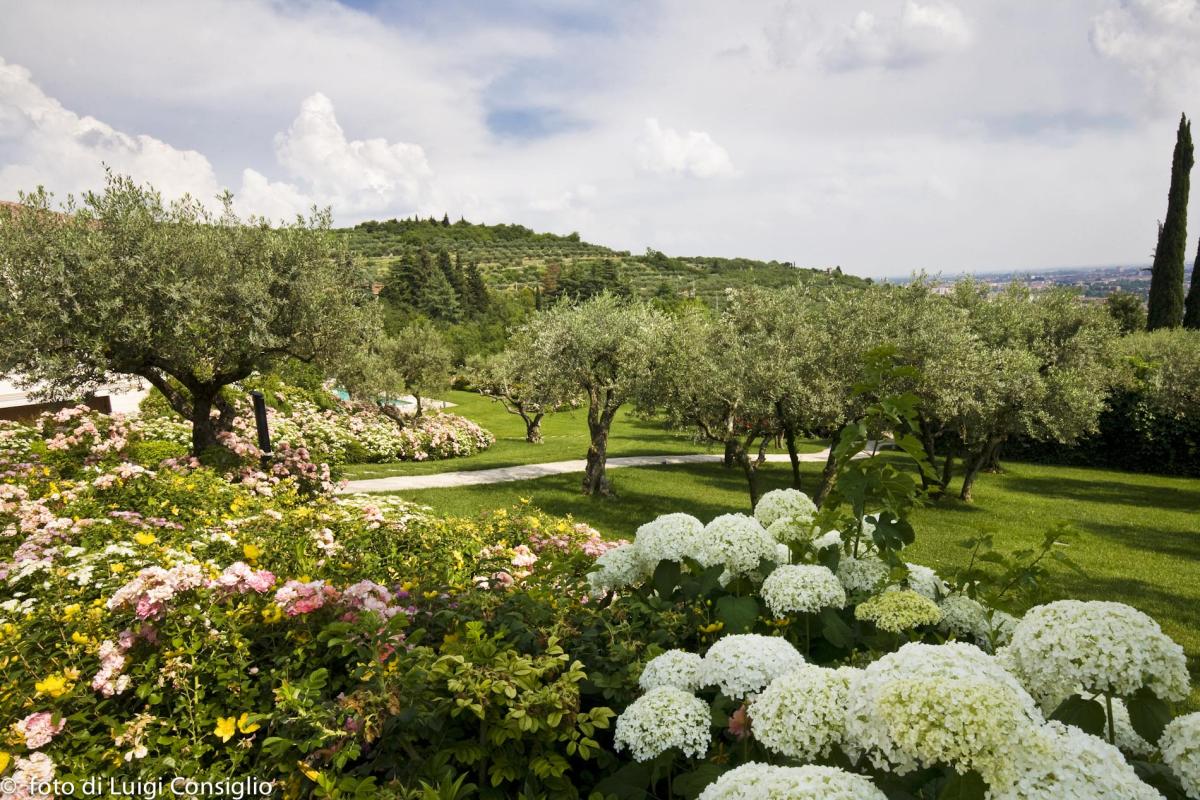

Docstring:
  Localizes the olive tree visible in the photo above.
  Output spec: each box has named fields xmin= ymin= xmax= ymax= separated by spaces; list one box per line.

xmin=518 ymin=294 xmax=668 ymax=495
xmin=0 ymin=176 xmax=379 ymax=455
xmin=469 ymin=345 xmax=574 ymax=443
xmin=947 ymin=282 xmax=1119 ymax=500
xmin=383 ymin=321 xmax=452 ymax=417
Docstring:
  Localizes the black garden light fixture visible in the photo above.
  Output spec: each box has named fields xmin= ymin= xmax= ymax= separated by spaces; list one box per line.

xmin=249 ymin=390 xmax=272 ymax=470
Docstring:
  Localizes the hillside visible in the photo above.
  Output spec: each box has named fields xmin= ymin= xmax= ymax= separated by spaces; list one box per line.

xmin=340 ymin=217 xmax=869 ymax=304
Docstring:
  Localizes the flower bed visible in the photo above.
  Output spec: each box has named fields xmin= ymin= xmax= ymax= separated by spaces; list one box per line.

xmin=2 ymin=413 xmax=1197 ymax=800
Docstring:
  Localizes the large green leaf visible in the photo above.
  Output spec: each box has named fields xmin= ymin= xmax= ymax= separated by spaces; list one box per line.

xmin=716 ymin=595 xmax=759 ymax=634
xmin=936 ymin=769 xmax=987 ymax=800
xmin=652 ymin=559 xmax=681 ymax=600
xmin=1126 ymin=688 xmax=1172 ymax=745
xmin=1050 ymin=694 xmax=1106 ymax=737
xmin=673 ymin=764 xmax=727 ymax=799
xmin=819 ymin=607 xmax=854 ymax=649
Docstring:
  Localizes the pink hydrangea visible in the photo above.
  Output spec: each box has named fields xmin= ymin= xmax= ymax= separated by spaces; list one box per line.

xmin=211 ymin=561 xmax=276 ymax=595
xmin=274 ymin=579 xmax=338 ymax=616
xmin=511 ymin=545 xmax=538 ymax=568
xmin=107 ymin=563 xmax=208 ymax=619
xmin=14 ymin=712 xmax=65 ymax=749
xmin=341 ymin=580 xmax=402 ymax=619
xmin=91 ymin=639 xmax=131 ymax=697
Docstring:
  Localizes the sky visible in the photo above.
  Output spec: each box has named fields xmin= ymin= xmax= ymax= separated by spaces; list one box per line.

xmin=0 ymin=0 xmax=1198 ymax=277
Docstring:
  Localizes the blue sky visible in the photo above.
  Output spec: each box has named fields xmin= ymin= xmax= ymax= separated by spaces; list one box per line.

xmin=0 ymin=0 xmax=1197 ymax=277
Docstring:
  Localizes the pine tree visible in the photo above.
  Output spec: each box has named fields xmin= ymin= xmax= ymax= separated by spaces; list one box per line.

xmin=438 ymin=249 xmax=467 ymax=307
xmin=380 ymin=253 xmax=427 ymax=310
xmin=420 ymin=249 xmax=460 ymax=320
xmin=441 ymin=213 xmax=451 ymax=226
xmin=1148 ymin=114 xmax=1193 ymax=330
xmin=465 ymin=259 xmax=489 ymax=313
xmin=1185 ymin=238 xmax=1200 ymax=328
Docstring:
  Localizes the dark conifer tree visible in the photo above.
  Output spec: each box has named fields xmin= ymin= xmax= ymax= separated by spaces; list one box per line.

xmin=441 ymin=213 xmax=450 ymax=226
xmin=380 ymin=253 xmax=427 ymax=310
xmin=1185 ymin=238 xmax=1200 ymax=329
xmin=465 ymin=259 xmax=489 ymax=313
xmin=1148 ymin=114 xmax=1193 ymax=330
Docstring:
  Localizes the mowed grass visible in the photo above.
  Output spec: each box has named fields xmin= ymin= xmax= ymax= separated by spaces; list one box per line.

xmin=342 ymin=389 xmax=823 ymax=479
xmin=391 ymin=458 xmax=1200 ymax=704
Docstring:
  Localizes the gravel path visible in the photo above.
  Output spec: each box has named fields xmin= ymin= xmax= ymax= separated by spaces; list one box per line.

xmin=338 ymin=445 xmax=866 ymax=493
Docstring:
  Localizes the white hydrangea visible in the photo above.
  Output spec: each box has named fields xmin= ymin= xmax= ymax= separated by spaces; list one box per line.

xmin=773 ymin=542 xmax=791 ymax=565
xmin=989 ymin=721 xmax=1163 ymax=800
xmin=1001 ymin=600 xmax=1191 ymax=706
xmin=760 ymin=564 xmax=846 ymax=618
xmin=767 ymin=516 xmax=819 ymax=545
xmin=836 ymin=554 xmax=889 ymax=593
xmin=754 ymin=489 xmax=817 ymax=529
xmin=639 ymin=649 xmax=705 ymax=692
xmin=748 ymin=664 xmax=858 ymax=760
xmin=903 ymin=563 xmax=947 ymax=601
xmin=938 ymin=594 xmax=991 ymax=645
xmin=701 ymin=514 xmax=777 ymax=576
xmin=696 ymin=763 xmax=886 ymax=800
xmin=1161 ymin=712 xmax=1200 ymax=800
xmin=586 ymin=543 xmax=649 ymax=597
xmin=812 ymin=530 xmax=842 ymax=551
xmin=843 ymin=642 xmax=1044 ymax=784
xmin=613 ymin=687 xmax=711 ymax=762
xmin=702 ymin=634 xmax=805 ymax=699
xmin=633 ymin=513 xmax=705 ymax=566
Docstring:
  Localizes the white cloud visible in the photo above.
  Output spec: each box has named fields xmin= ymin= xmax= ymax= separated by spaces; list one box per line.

xmin=274 ymin=93 xmax=432 ymax=214
xmin=819 ymin=1 xmax=971 ymax=71
xmin=0 ymin=62 xmax=437 ymax=222
xmin=0 ymin=57 xmax=221 ymax=203
xmin=635 ymin=118 xmax=735 ymax=178
xmin=1090 ymin=0 xmax=1200 ymax=105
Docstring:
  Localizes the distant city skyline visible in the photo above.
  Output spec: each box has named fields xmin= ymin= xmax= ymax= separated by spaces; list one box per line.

xmin=4 ymin=1 xmax=1200 ymax=277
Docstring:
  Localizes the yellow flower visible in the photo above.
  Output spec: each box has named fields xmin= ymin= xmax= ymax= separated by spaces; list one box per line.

xmin=71 ymin=631 xmax=92 ymax=645
xmin=237 ymin=713 xmax=260 ymax=734
xmin=243 ymin=543 xmax=262 ymax=562
xmin=213 ymin=717 xmax=237 ymax=742
xmin=0 ymin=751 xmax=10 ymax=775
xmin=170 ymin=506 xmax=180 ymax=516
xmin=35 ymin=674 xmax=69 ymax=698
xmin=698 ymin=622 xmax=725 ymax=635
xmin=0 ymin=622 xmax=16 ymax=642
xmin=62 ymin=604 xmax=81 ymax=620
xmin=297 ymin=762 xmax=321 ymax=782
xmin=262 ymin=606 xmax=283 ymax=624
xmin=134 ymin=532 xmax=157 ymax=546
xmin=526 ymin=516 xmax=540 ymax=528
xmin=110 ymin=563 xmax=126 ymax=574
xmin=423 ymin=591 xmax=439 ymax=600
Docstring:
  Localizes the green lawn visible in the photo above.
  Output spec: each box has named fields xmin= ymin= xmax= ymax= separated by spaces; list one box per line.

xmin=342 ymin=389 xmax=824 ymax=479
xmin=390 ymin=458 xmax=1200 ymax=704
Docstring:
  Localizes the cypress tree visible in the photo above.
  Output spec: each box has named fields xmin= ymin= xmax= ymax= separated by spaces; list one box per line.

xmin=1185 ymin=238 xmax=1200 ymax=328
xmin=438 ymin=249 xmax=468 ymax=308
xmin=1148 ymin=113 xmax=1193 ymax=330
xmin=421 ymin=249 xmax=460 ymax=321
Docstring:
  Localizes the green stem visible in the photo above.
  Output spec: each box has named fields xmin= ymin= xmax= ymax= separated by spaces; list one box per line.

xmin=1105 ymin=693 xmax=1116 ymax=745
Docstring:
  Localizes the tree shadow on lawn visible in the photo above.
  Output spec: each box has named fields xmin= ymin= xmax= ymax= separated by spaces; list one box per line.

xmin=1001 ymin=474 xmax=1200 ymax=513
xmin=1079 ymin=520 xmax=1200 ymax=562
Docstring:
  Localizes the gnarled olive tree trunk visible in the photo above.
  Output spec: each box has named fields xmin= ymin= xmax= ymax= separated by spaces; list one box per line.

xmin=582 ymin=399 xmax=619 ymax=496
xmin=960 ymin=435 xmax=1004 ymax=502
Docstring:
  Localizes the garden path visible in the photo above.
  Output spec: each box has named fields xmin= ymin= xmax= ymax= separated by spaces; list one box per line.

xmin=339 ymin=444 xmax=875 ymax=493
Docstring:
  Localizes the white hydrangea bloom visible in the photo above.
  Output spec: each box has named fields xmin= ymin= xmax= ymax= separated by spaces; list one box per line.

xmin=696 ymin=763 xmax=886 ymax=800
xmin=754 ymin=489 xmax=818 ymax=529
xmin=938 ymin=594 xmax=991 ymax=644
xmin=1001 ymin=600 xmax=1191 ymax=705
xmin=633 ymin=513 xmax=705 ymax=566
xmin=843 ymin=642 xmax=1043 ymax=784
xmin=836 ymin=554 xmax=889 ymax=593
xmin=990 ymin=721 xmax=1163 ymax=800
xmin=1161 ymin=712 xmax=1200 ymax=800
xmin=586 ymin=543 xmax=649 ymax=597
xmin=760 ymin=564 xmax=846 ymax=617
xmin=774 ymin=542 xmax=791 ymax=565
xmin=767 ymin=516 xmax=819 ymax=545
xmin=701 ymin=514 xmax=777 ymax=576
xmin=903 ymin=563 xmax=947 ymax=601
xmin=639 ymin=649 xmax=705 ymax=692
xmin=812 ymin=530 xmax=842 ymax=551
xmin=702 ymin=634 xmax=805 ymax=699
xmin=613 ymin=687 xmax=711 ymax=762
xmin=749 ymin=664 xmax=859 ymax=760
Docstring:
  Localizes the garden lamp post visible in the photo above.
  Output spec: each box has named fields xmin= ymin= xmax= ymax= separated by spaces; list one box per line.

xmin=249 ymin=390 xmax=272 ymax=470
